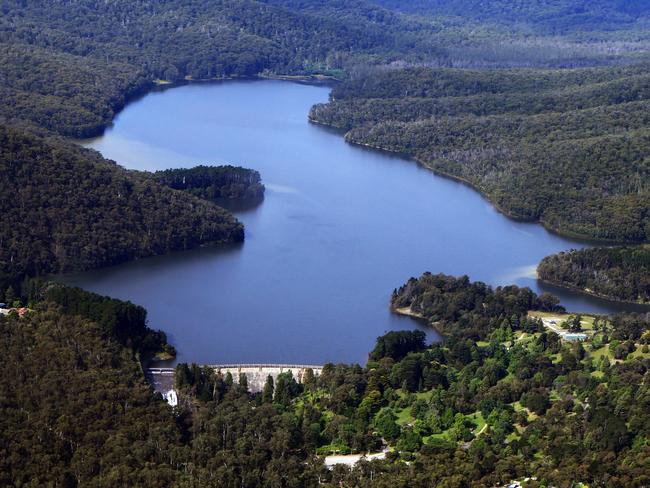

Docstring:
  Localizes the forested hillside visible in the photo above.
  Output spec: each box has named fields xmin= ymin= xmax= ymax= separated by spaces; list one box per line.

xmin=1 ymin=0 xmax=649 ymax=140
xmin=0 ymin=290 xmax=318 ymax=487
xmin=0 ymin=0 xmax=412 ymax=138
xmin=0 ymin=0 xmax=440 ymax=79
xmin=538 ymin=246 xmax=650 ymax=303
xmin=0 ymin=44 xmax=150 ymax=138
xmin=0 ymin=125 xmax=243 ymax=299
xmin=374 ymin=0 xmax=650 ymax=33
xmin=311 ymin=65 xmax=650 ymax=242
xmin=373 ymin=0 xmax=650 ymax=67
xmin=5 ymin=277 xmax=650 ymax=486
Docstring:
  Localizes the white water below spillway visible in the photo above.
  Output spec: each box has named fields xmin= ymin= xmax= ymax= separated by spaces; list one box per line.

xmin=163 ymin=390 xmax=178 ymax=407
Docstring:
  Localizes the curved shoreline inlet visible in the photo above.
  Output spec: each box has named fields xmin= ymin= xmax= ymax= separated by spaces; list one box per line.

xmin=63 ymin=80 xmax=647 ymax=366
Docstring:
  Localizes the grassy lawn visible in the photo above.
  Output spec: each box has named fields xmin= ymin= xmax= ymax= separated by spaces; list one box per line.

xmin=467 ymin=412 xmax=486 ymax=434
xmin=506 ymin=431 xmax=521 ymax=443
xmin=316 ymin=443 xmax=351 ymax=455
xmin=589 ymin=344 xmax=613 ymax=361
xmin=423 ymin=430 xmax=453 ymax=445
xmin=513 ymin=331 xmax=542 ymax=347
xmin=415 ymin=390 xmax=434 ymax=401
xmin=529 ymin=311 xmax=564 ymax=319
xmin=393 ymin=390 xmax=436 ymax=426
xmin=578 ymin=315 xmax=598 ymax=330
xmin=396 ymin=389 xmax=434 ymax=400
xmin=395 ymin=407 xmax=413 ymax=426
xmin=513 ymin=401 xmax=538 ymax=421
xmin=629 ymin=345 xmax=650 ymax=359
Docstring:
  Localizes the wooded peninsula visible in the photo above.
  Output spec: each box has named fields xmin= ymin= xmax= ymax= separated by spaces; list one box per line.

xmin=538 ymin=246 xmax=650 ymax=304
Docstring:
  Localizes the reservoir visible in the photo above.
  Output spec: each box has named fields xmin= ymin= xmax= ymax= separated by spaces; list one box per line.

xmin=63 ymin=80 xmax=644 ymax=365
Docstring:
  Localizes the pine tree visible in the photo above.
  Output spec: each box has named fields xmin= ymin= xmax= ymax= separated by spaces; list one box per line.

xmin=262 ymin=375 xmax=274 ymax=403
xmin=239 ymin=372 xmax=248 ymax=393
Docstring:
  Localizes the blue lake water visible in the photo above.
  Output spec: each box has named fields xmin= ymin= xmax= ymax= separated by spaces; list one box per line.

xmin=62 ymin=80 xmax=645 ymax=365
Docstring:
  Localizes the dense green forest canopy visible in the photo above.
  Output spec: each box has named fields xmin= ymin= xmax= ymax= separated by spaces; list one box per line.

xmin=0 ymin=0 xmax=416 ymax=137
xmin=153 ymin=165 xmax=265 ymax=202
xmin=538 ymin=246 xmax=650 ymax=304
xmin=2 ymin=0 xmax=650 ymax=139
xmin=0 ymin=43 xmax=150 ymax=138
xmin=5 ymin=277 xmax=650 ymax=486
xmin=374 ymin=0 xmax=650 ymax=34
xmin=311 ymin=64 xmax=650 ymax=242
xmin=391 ymin=273 xmax=564 ymax=338
xmin=0 ymin=125 xmax=243 ymax=299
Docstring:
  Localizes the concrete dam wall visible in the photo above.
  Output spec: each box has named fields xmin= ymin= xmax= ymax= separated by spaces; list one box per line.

xmin=147 ymin=364 xmax=323 ymax=395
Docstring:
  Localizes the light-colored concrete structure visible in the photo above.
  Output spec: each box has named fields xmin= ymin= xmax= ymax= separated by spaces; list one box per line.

xmin=147 ymin=363 xmax=323 ymax=395
xmin=209 ymin=364 xmax=323 ymax=392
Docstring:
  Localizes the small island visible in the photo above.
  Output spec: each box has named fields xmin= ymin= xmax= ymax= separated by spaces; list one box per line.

xmin=538 ymin=246 xmax=650 ymax=304
xmin=153 ymin=165 xmax=265 ymax=203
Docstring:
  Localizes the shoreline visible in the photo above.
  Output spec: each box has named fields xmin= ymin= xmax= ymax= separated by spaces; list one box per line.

xmin=391 ymin=306 xmax=446 ymax=336
xmin=537 ymin=276 xmax=650 ymax=307
xmin=392 ymin=306 xmax=426 ymax=320
xmin=83 ymin=72 xmax=340 ymax=140
xmin=99 ymin=78 xmax=636 ymax=248
xmin=307 ymin=118 xmax=637 ymax=246
xmin=70 ymin=79 xmax=646 ymax=368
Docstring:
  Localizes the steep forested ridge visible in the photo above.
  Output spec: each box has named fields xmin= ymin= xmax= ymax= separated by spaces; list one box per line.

xmin=374 ymin=0 xmax=650 ymax=33
xmin=0 ymin=43 xmax=150 ymax=138
xmin=311 ymin=65 xmax=650 ymax=242
xmin=0 ymin=125 xmax=243 ymax=296
xmin=0 ymin=303 xmax=182 ymax=487
xmin=538 ymin=246 xmax=650 ymax=303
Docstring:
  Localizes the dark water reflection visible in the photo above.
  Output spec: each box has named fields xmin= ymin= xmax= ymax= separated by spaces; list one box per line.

xmin=63 ymin=80 xmax=647 ymax=365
